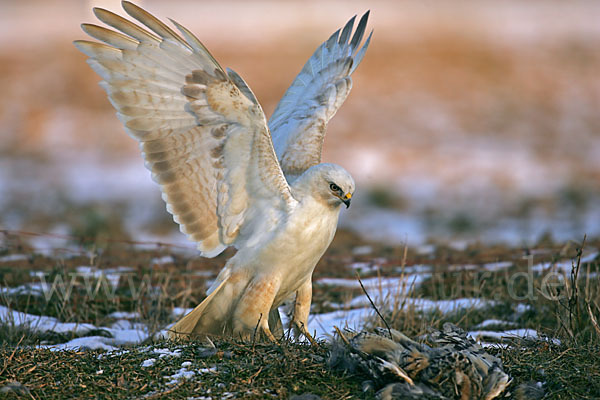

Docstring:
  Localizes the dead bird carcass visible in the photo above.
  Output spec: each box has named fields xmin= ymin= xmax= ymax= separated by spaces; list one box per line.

xmin=330 ymin=323 xmax=510 ymax=400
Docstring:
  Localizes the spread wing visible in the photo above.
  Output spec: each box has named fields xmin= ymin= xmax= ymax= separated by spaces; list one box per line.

xmin=269 ymin=11 xmax=372 ymax=179
xmin=75 ymin=1 xmax=296 ymax=257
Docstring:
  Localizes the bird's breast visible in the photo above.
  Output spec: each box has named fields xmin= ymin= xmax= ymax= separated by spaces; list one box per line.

xmin=269 ymin=201 xmax=339 ymax=296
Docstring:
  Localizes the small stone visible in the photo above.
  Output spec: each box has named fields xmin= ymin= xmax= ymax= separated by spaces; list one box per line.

xmin=198 ymin=347 xmax=218 ymax=358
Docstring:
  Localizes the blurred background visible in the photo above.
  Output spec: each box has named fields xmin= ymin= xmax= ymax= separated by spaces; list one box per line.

xmin=1 ymin=0 xmax=599 ymax=249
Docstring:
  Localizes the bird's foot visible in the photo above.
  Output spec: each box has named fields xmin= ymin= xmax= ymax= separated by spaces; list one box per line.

xmin=262 ymin=326 xmax=278 ymax=343
xmin=293 ymin=320 xmax=318 ymax=346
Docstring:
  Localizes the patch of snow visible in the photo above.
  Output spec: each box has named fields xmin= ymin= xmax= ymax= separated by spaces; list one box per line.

xmin=514 ymin=303 xmax=531 ymax=316
xmin=468 ymin=328 xmax=539 ymax=341
xmin=532 ymin=260 xmax=572 ymax=274
xmin=348 ymin=295 xmax=493 ymax=314
xmin=172 ymin=307 xmax=193 ymax=317
xmin=351 ymin=246 xmax=372 ymax=256
xmin=141 ymin=358 xmax=156 ymax=367
xmin=416 ymin=244 xmax=436 ymax=255
xmin=0 ymin=305 xmax=96 ymax=335
xmin=322 ymin=301 xmax=345 ymax=310
xmin=532 ymin=254 xmax=598 ymax=276
xmin=42 ymin=336 xmax=117 ymax=351
xmin=474 ymin=319 xmax=518 ymax=329
xmin=150 ymin=255 xmax=175 ymax=265
xmin=581 ymin=251 xmax=599 ymax=263
xmin=181 ymin=361 xmax=192 ymax=368
xmin=165 ymin=367 xmax=195 ymax=386
xmin=153 ymin=348 xmax=182 ymax=358
xmin=346 ymin=262 xmax=379 ymax=274
xmin=416 ymin=298 xmax=494 ymax=313
xmin=97 ymin=349 xmax=130 ymax=359
xmin=108 ymin=311 xmax=140 ymax=319
xmin=154 ymin=324 xmax=174 ymax=340
xmin=109 ymin=326 xmax=148 ymax=345
xmin=483 ymin=261 xmax=513 ymax=271
xmin=395 ymin=264 xmax=432 ymax=274
xmin=308 ymin=308 xmax=374 ymax=339
xmin=39 ymin=324 xmax=148 ymax=351
xmin=316 ymin=275 xmax=423 ymax=291
xmin=336 ymin=276 xmax=430 ymax=307
xmin=448 ymin=264 xmax=478 ymax=271
xmin=0 ymin=305 xmax=149 ymax=350
xmin=0 ymin=281 xmax=50 ymax=297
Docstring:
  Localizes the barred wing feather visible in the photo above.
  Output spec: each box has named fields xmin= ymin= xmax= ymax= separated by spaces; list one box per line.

xmin=75 ymin=1 xmax=295 ymax=257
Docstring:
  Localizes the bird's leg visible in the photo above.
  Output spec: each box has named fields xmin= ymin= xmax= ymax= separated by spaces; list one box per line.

xmin=290 ymin=279 xmax=317 ymax=345
xmin=232 ymin=275 xmax=280 ymax=342
xmin=261 ymin=325 xmax=277 ymax=343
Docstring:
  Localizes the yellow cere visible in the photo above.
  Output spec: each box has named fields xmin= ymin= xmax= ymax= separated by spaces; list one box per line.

xmin=345 ymin=193 xmax=352 ymax=199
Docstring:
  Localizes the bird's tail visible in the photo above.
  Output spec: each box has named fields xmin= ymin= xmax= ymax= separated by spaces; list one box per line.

xmin=169 ymin=272 xmax=285 ymax=341
xmin=169 ymin=278 xmax=231 ymax=340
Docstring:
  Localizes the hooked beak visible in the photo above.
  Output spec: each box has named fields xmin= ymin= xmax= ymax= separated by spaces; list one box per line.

xmin=342 ymin=193 xmax=352 ymax=208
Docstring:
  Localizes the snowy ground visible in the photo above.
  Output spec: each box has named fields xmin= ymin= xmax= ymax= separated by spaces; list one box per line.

xmin=3 ymin=239 xmax=596 ymax=351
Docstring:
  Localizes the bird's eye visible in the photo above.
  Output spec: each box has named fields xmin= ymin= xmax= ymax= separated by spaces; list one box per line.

xmin=330 ymin=183 xmax=340 ymax=192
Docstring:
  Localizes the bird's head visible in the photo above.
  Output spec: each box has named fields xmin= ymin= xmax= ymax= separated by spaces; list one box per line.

xmin=307 ymin=163 xmax=355 ymax=209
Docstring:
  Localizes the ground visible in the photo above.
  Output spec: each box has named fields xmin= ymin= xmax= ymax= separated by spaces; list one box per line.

xmin=1 ymin=230 xmax=599 ymax=399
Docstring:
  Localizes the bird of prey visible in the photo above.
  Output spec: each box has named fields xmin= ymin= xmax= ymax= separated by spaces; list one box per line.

xmin=75 ymin=1 xmax=371 ymax=342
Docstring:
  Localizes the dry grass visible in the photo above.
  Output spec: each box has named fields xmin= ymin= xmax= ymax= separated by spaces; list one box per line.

xmin=2 ymin=230 xmax=599 ymax=398
xmin=0 ymin=337 xmax=368 ymax=399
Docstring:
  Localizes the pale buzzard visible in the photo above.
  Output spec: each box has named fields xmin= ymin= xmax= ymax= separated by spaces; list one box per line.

xmin=75 ymin=1 xmax=371 ymax=341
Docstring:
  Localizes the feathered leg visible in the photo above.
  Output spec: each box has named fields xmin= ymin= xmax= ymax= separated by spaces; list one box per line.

xmin=232 ymin=275 xmax=281 ymax=342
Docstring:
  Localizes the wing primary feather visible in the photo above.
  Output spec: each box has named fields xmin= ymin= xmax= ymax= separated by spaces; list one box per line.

xmin=93 ymin=7 xmax=160 ymax=43
xmin=169 ymin=18 xmax=226 ymax=74
xmin=338 ymin=15 xmax=356 ymax=46
xmin=121 ymin=1 xmax=190 ymax=49
xmin=325 ymin=29 xmax=340 ymax=51
xmin=74 ymin=40 xmax=121 ymax=60
xmin=350 ymin=29 xmax=372 ymax=74
xmin=81 ymin=23 xmax=139 ymax=50
xmin=350 ymin=10 xmax=370 ymax=50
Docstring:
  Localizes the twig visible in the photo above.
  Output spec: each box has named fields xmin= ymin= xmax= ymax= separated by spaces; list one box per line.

xmin=252 ymin=313 xmax=263 ymax=351
xmin=587 ymin=301 xmax=600 ymax=340
xmin=569 ymin=235 xmax=586 ymax=333
xmin=356 ymin=272 xmax=392 ymax=339
xmin=334 ymin=326 xmax=351 ymax=346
